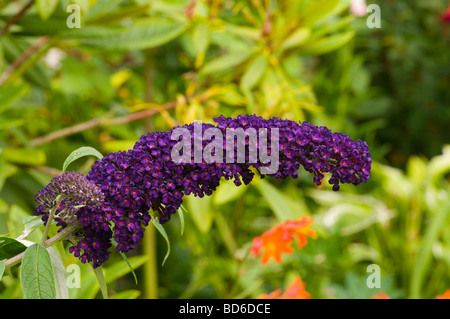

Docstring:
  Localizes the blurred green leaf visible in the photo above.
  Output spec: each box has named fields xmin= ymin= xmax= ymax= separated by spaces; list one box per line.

xmin=2 ymin=148 xmax=46 ymax=166
xmin=281 ymin=28 xmax=311 ymax=51
xmin=192 ymin=22 xmax=209 ymax=55
xmin=36 ymin=0 xmax=59 ymax=20
xmin=87 ymin=3 xmax=151 ymax=25
xmin=201 ymin=50 xmax=252 ymax=75
xmin=253 ymin=179 xmax=293 ymax=221
xmin=213 ymin=179 xmax=247 ymax=205
xmin=240 ymin=54 xmax=268 ymax=91
xmin=186 ymin=195 xmax=213 ymax=234
xmin=85 ymin=0 xmax=124 ymax=20
xmin=301 ymin=31 xmax=354 ymax=56
xmin=0 ymin=259 xmax=4 ymax=281
xmin=0 ymin=85 xmax=29 ymax=114
xmin=110 ymin=289 xmax=141 ymax=299
xmin=67 ymin=18 xmax=188 ymax=51
xmin=300 ymin=0 xmax=340 ymax=27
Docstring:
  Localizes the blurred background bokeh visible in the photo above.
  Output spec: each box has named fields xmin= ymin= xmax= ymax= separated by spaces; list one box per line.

xmin=0 ymin=0 xmax=449 ymax=299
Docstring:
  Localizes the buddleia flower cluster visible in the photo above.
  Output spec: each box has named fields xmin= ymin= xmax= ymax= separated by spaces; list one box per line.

xmin=35 ymin=114 xmax=372 ymax=268
xmin=35 ymin=171 xmax=112 ymax=267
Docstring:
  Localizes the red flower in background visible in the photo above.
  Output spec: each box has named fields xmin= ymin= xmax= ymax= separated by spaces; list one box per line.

xmin=257 ymin=276 xmax=312 ymax=299
xmin=442 ymin=3 xmax=450 ymax=22
xmin=251 ymin=216 xmax=317 ymax=265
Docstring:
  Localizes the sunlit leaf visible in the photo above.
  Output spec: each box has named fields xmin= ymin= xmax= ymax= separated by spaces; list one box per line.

xmin=240 ymin=54 xmax=269 ymax=91
xmin=36 ymin=0 xmax=59 ymax=20
xmin=300 ymin=31 xmax=355 ymax=56
xmin=201 ymin=51 xmax=252 ymax=75
xmin=281 ymin=28 xmax=311 ymax=51
xmin=62 ymin=146 xmax=103 ymax=171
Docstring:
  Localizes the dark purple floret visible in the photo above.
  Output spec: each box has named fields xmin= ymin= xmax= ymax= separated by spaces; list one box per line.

xmin=87 ymin=151 xmax=151 ymax=254
xmin=35 ymin=171 xmax=110 ymax=268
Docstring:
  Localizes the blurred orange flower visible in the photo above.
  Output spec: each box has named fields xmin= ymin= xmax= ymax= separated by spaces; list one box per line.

xmin=251 ymin=216 xmax=317 ymax=265
xmin=436 ymin=290 xmax=450 ymax=299
xmin=257 ymin=276 xmax=312 ymax=299
xmin=372 ymin=291 xmax=390 ymax=299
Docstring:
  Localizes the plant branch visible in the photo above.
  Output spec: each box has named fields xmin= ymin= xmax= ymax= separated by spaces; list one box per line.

xmin=40 ymin=196 xmax=63 ymax=245
xmin=0 ymin=36 xmax=50 ymax=86
xmin=4 ymin=222 xmax=83 ymax=268
xmin=30 ymin=92 xmax=211 ymax=147
xmin=0 ymin=0 xmax=34 ymax=38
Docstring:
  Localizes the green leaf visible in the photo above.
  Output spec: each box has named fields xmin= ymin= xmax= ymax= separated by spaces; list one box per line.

xmin=110 ymin=289 xmax=141 ymax=299
xmin=2 ymin=148 xmax=46 ymax=166
xmin=0 ymin=85 xmax=29 ymax=114
xmin=20 ymin=244 xmax=56 ymax=299
xmin=151 ymin=217 xmax=171 ymax=266
xmin=300 ymin=31 xmax=355 ymax=56
xmin=85 ymin=0 xmax=124 ymax=20
xmin=240 ymin=54 xmax=269 ymax=91
xmin=66 ymin=18 xmax=188 ymax=51
xmin=213 ymin=179 xmax=247 ymax=205
xmin=46 ymin=247 xmax=69 ymax=299
xmin=36 ymin=0 xmax=59 ymax=20
xmin=0 ymin=259 xmax=5 ymax=281
xmin=62 ymin=146 xmax=103 ymax=171
xmin=300 ymin=0 xmax=340 ymax=27
xmin=192 ymin=23 xmax=210 ymax=55
xmin=186 ymin=195 xmax=213 ymax=234
xmin=201 ymin=51 xmax=252 ymax=75
xmin=177 ymin=208 xmax=185 ymax=236
xmin=86 ymin=3 xmax=151 ymax=25
xmin=71 ymin=0 xmax=90 ymax=15
xmin=103 ymin=255 xmax=148 ymax=284
xmin=111 ymin=238 xmax=138 ymax=284
xmin=23 ymin=215 xmax=44 ymax=231
xmin=281 ymin=28 xmax=311 ymax=51
xmin=0 ymin=236 xmax=27 ymax=260
xmin=92 ymin=266 xmax=108 ymax=299
xmin=253 ymin=179 xmax=294 ymax=221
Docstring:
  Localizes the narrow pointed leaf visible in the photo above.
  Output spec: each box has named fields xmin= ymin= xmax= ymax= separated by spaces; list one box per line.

xmin=151 ymin=217 xmax=170 ymax=266
xmin=62 ymin=146 xmax=103 ymax=171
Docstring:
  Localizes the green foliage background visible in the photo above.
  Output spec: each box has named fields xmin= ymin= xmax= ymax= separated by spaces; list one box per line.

xmin=0 ymin=0 xmax=449 ymax=299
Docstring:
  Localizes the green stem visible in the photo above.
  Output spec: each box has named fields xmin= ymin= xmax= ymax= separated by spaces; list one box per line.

xmin=143 ymin=225 xmax=158 ymax=299
xmin=40 ymin=196 xmax=63 ymax=246
xmin=142 ymin=48 xmax=158 ymax=299
xmin=409 ymin=197 xmax=450 ymax=298
xmin=5 ymin=222 xmax=82 ymax=268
